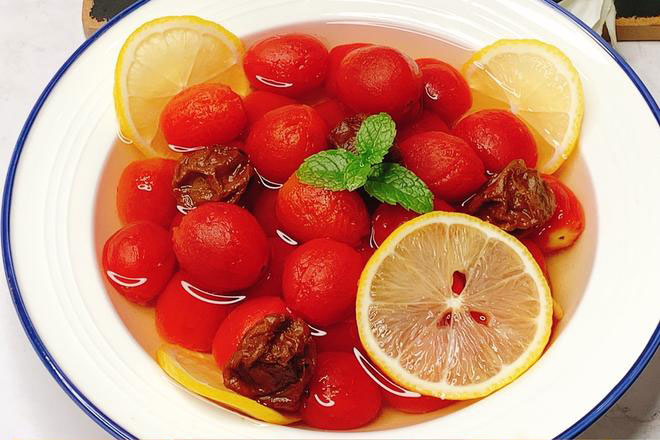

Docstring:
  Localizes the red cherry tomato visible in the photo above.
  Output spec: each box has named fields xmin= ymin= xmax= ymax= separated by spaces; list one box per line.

xmin=116 ymin=158 xmax=177 ymax=228
xmin=397 ymin=110 xmax=450 ymax=143
xmin=336 ymin=45 xmax=422 ymax=122
xmin=383 ymin=392 xmax=454 ymax=414
xmin=245 ymin=185 xmax=282 ymax=237
xmin=415 ymin=57 xmax=443 ymax=69
xmin=102 ymin=221 xmax=176 ymax=305
xmin=243 ymin=237 xmax=296 ymax=298
xmin=371 ymin=203 xmax=418 ymax=247
xmin=243 ymin=33 xmax=329 ymax=97
xmin=302 ymin=352 xmax=382 ymax=430
xmin=519 ymin=238 xmax=549 ymax=279
xmin=312 ymin=98 xmax=349 ymax=132
xmin=283 ymin=238 xmax=363 ymax=327
xmin=212 ymin=296 xmax=288 ymax=369
xmin=453 ymin=109 xmax=537 ymax=173
xmin=434 ymin=198 xmax=456 ymax=212
xmin=160 ymin=84 xmax=246 ymax=147
xmin=155 ymin=273 xmax=235 ymax=352
xmin=325 ymin=43 xmax=371 ymax=97
xmin=531 ymin=175 xmax=585 ymax=253
xmin=419 ymin=61 xmax=472 ymax=124
xmin=315 ymin=317 xmax=363 ymax=353
xmin=243 ymin=90 xmax=297 ymax=125
xmin=399 ymin=131 xmax=486 ymax=203
xmin=172 ymin=203 xmax=269 ymax=292
xmin=244 ymin=104 xmax=327 ymax=183
xmin=355 ymin=239 xmax=376 ymax=264
xmin=276 ymin=175 xmax=370 ymax=246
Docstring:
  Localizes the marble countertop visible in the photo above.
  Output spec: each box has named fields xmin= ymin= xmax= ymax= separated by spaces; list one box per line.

xmin=0 ymin=0 xmax=657 ymax=438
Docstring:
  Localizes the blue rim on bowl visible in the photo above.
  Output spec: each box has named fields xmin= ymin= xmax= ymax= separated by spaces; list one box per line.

xmin=2 ymin=1 xmax=658 ymax=439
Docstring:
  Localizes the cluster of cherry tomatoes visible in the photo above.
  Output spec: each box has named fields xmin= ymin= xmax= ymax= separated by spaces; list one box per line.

xmin=102 ymin=32 xmax=585 ymax=429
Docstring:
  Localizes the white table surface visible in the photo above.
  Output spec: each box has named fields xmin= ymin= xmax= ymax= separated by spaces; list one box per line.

xmin=0 ymin=0 xmax=657 ymax=438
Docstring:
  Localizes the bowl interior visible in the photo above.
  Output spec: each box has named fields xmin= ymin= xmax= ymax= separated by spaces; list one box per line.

xmin=93 ymin=19 xmax=598 ymax=432
xmin=8 ymin=0 xmax=659 ymax=438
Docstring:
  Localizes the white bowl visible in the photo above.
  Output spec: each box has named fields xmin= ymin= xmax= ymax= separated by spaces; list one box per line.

xmin=3 ymin=0 xmax=659 ymax=438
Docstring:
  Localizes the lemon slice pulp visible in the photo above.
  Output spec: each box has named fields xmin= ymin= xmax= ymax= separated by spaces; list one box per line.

xmin=357 ymin=212 xmax=552 ymax=400
xmin=157 ymin=344 xmax=300 ymax=425
xmin=114 ymin=16 xmax=250 ymax=158
xmin=462 ymin=39 xmax=584 ymax=174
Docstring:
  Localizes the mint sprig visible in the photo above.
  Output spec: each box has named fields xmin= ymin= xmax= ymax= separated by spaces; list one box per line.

xmin=364 ymin=163 xmax=434 ymax=214
xmin=355 ymin=113 xmax=396 ymax=165
xmin=296 ymin=113 xmax=433 ymax=214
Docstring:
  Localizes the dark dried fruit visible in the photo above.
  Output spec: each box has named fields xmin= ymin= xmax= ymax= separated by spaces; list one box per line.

xmin=466 ymin=159 xmax=555 ymax=231
xmin=223 ymin=314 xmax=316 ymax=412
xmin=328 ymin=113 xmax=368 ymax=153
xmin=172 ymin=145 xmax=253 ymax=210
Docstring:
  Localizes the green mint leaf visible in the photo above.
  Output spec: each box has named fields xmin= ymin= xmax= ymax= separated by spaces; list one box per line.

xmin=364 ymin=163 xmax=434 ymax=214
xmin=355 ymin=113 xmax=396 ymax=165
xmin=296 ymin=149 xmax=357 ymax=191
xmin=343 ymin=158 xmax=372 ymax=191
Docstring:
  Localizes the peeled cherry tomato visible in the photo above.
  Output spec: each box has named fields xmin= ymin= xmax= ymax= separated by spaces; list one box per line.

xmin=245 ymin=185 xmax=282 ymax=237
xmin=302 ymin=352 xmax=382 ymax=430
xmin=315 ymin=317 xmax=362 ymax=353
xmin=325 ymin=42 xmax=371 ymax=97
xmin=399 ymin=131 xmax=486 ymax=203
xmin=160 ymin=84 xmax=246 ymax=147
xmin=243 ymin=33 xmax=328 ymax=97
xmin=243 ymin=237 xmax=296 ymax=298
xmin=155 ymin=273 xmax=235 ymax=352
xmin=415 ymin=57 xmax=443 ymax=69
xmin=371 ymin=203 xmax=418 ymax=247
xmin=276 ymin=175 xmax=370 ymax=246
xmin=532 ymin=175 xmax=585 ymax=253
xmin=172 ymin=203 xmax=269 ymax=292
xmin=453 ymin=109 xmax=537 ymax=173
xmin=244 ymin=104 xmax=327 ymax=183
xmin=102 ymin=221 xmax=176 ymax=305
xmin=243 ymin=90 xmax=297 ymax=125
xmin=434 ymin=198 xmax=456 ymax=212
xmin=283 ymin=238 xmax=363 ymax=327
xmin=397 ymin=110 xmax=450 ymax=143
xmin=336 ymin=45 xmax=422 ymax=122
xmin=419 ymin=61 xmax=472 ymax=124
xmin=212 ymin=296 xmax=288 ymax=369
xmin=312 ymin=98 xmax=348 ymax=132
xmin=355 ymin=239 xmax=376 ymax=264
xmin=383 ymin=392 xmax=454 ymax=414
xmin=117 ymin=158 xmax=177 ymax=228
xmin=520 ymin=238 xmax=549 ymax=279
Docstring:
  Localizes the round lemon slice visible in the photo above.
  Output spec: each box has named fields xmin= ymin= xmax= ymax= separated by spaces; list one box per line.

xmin=356 ymin=212 xmax=552 ymax=400
xmin=157 ymin=344 xmax=300 ymax=425
xmin=462 ymin=39 xmax=584 ymax=174
xmin=114 ymin=16 xmax=250 ymax=158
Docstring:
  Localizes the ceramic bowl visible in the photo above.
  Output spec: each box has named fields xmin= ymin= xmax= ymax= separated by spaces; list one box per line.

xmin=3 ymin=0 xmax=659 ymax=438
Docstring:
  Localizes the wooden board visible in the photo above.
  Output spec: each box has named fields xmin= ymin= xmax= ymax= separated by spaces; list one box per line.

xmin=82 ymin=0 xmax=140 ymax=37
xmin=614 ymin=0 xmax=660 ymax=41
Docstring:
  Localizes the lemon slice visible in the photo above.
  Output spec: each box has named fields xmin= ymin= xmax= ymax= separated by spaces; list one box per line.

xmin=462 ymin=39 xmax=584 ymax=174
xmin=156 ymin=344 xmax=300 ymax=425
xmin=356 ymin=212 xmax=552 ymax=400
xmin=114 ymin=16 xmax=250 ymax=158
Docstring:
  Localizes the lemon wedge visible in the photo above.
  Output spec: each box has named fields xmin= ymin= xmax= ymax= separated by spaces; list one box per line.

xmin=462 ymin=39 xmax=584 ymax=174
xmin=356 ymin=212 xmax=552 ymax=400
xmin=114 ymin=16 xmax=250 ymax=158
xmin=156 ymin=344 xmax=300 ymax=425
